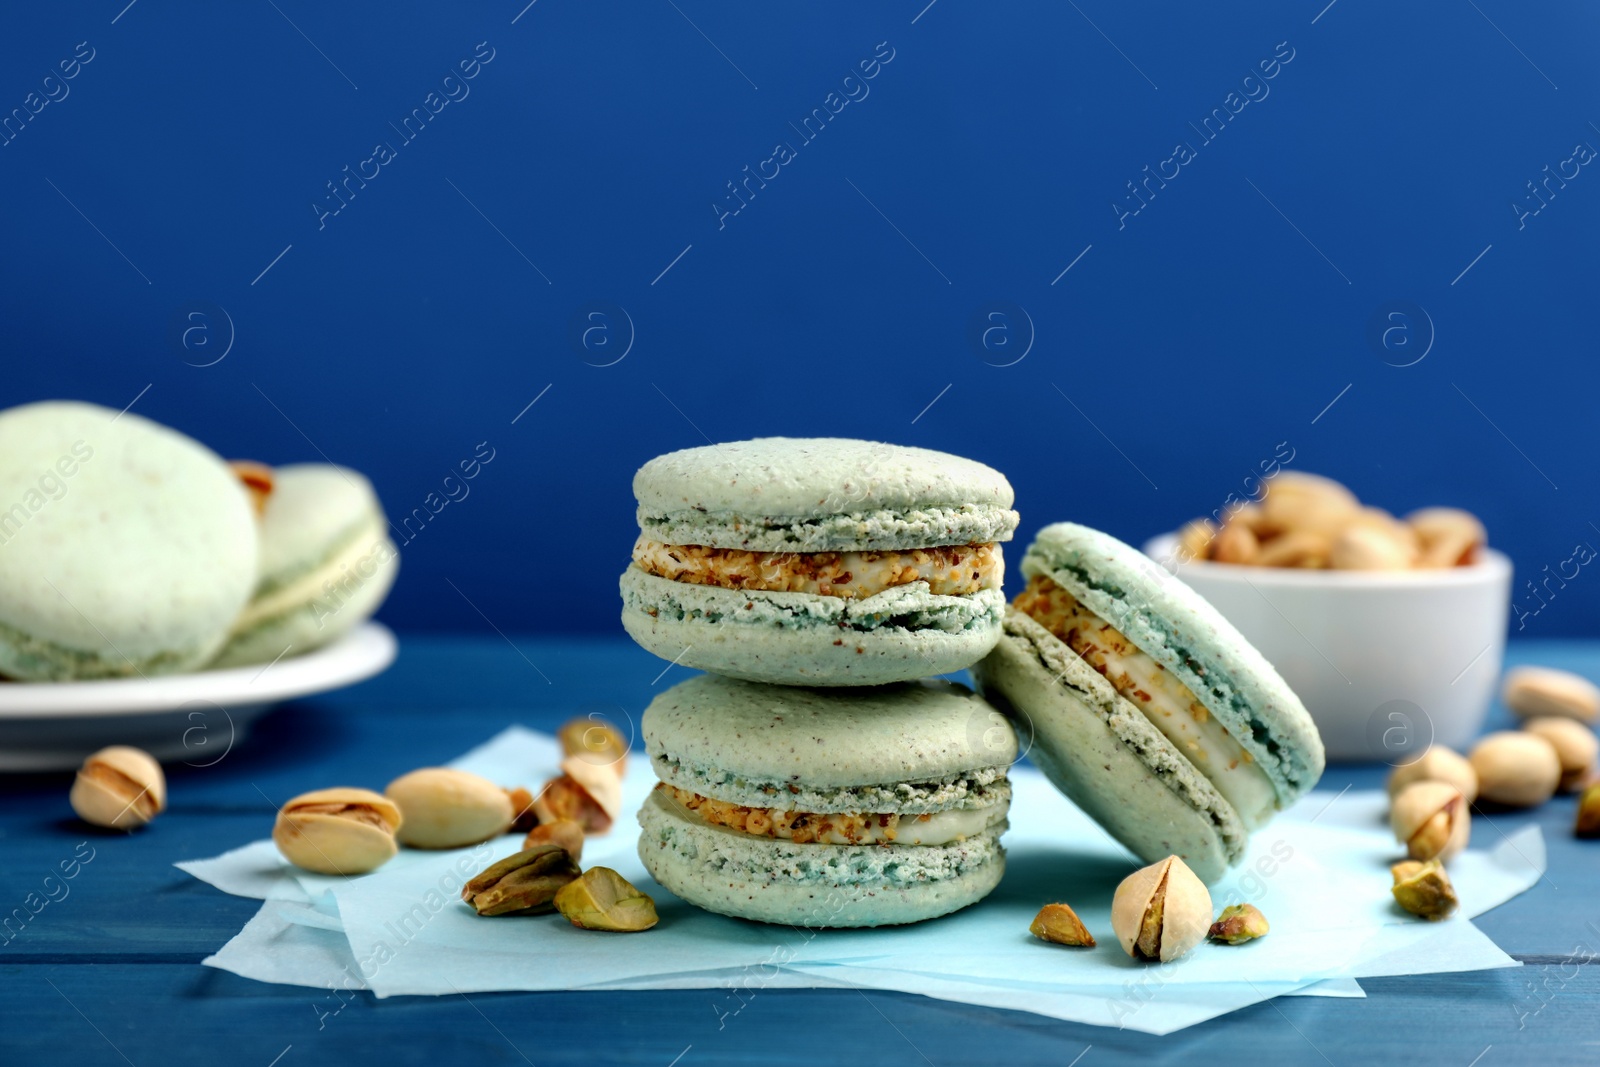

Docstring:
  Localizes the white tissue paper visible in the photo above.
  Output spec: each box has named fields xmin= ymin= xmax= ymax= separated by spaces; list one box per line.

xmin=184 ymin=727 xmax=1536 ymax=1034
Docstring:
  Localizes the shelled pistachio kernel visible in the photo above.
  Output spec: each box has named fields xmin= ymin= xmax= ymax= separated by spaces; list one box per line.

xmin=1030 ymin=903 xmax=1096 ymax=947
xmin=1390 ymin=781 xmax=1470 ymax=863
xmin=1575 ymin=783 xmax=1600 ymax=839
xmin=1110 ymin=855 xmax=1212 ymax=963
xmin=273 ymin=788 xmax=401 ymax=875
xmin=1208 ymin=904 xmax=1270 ymax=945
xmin=554 ymin=867 xmax=658 ymax=931
xmin=70 ymin=746 xmax=166 ymax=830
xmin=1390 ymin=859 xmax=1458 ymax=921
xmin=461 ymin=844 xmax=581 ymax=916
xmin=385 ymin=767 xmax=514 ymax=848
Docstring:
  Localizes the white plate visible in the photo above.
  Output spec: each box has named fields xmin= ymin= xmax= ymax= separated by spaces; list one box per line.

xmin=0 ymin=623 xmax=397 ymax=771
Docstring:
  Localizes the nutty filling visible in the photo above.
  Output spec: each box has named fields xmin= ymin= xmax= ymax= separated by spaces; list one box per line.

xmin=661 ymin=783 xmax=904 ymax=844
xmin=632 ymin=537 xmax=1000 ymax=600
xmin=1014 ymin=574 xmax=1221 ymax=734
xmin=655 ymin=783 xmax=1001 ymax=847
xmin=1013 ymin=573 xmax=1280 ymax=829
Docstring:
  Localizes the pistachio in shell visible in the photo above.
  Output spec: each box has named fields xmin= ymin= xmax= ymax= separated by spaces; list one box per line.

xmin=1110 ymin=855 xmax=1212 ymax=963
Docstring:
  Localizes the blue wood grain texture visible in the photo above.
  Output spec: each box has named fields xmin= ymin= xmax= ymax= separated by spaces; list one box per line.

xmin=3 ymin=637 xmax=1598 ymax=1066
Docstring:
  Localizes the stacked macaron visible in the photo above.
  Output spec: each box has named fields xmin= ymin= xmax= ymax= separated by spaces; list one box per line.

xmin=638 ymin=674 xmax=1017 ymax=927
xmin=622 ymin=437 xmax=1018 ymax=686
xmin=623 ymin=438 xmax=1023 ymax=926
xmin=0 ymin=400 xmax=399 ymax=681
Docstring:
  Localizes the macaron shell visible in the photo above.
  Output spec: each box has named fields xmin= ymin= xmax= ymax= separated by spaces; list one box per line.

xmin=621 ymin=566 xmax=1005 ymax=687
xmin=1022 ymin=522 xmax=1325 ymax=806
xmin=211 ymin=465 xmax=397 ymax=669
xmin=0 ymin=401 xmax=257 ymax=679
xmin=634 ymin=437 xmax=1015 ymax=522
xmin=642 ymin=672 xmax=1017 ymax=808
xmin=638 ymin=790 xmax=1005 ymax=927
xmin=250 ymin=464 xmax=387 ymax=592
xmin=973 ymin=609 xmax=1243 ymax=883
xmin=211 ymin=534 xmax=398 ymax=668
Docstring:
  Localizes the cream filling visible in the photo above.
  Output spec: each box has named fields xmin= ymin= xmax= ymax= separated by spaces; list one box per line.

xmin=231 ymin=520 xmax=390 ymax=634
xmin=659 ymin=784 xmax=1004 ymax=846
xmin=631 ymin=538 xmax=1001 ymax=600
xmin=1014 ymin=575 xmax=1278 ymax=829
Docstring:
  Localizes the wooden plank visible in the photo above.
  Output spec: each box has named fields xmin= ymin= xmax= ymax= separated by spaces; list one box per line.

xmin=2 ymin=636 xmax=1598 ymax=1063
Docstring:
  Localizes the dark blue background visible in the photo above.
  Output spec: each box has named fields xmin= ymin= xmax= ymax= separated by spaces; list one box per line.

xmin=3 ymin=1 xmax=1595 ymax=636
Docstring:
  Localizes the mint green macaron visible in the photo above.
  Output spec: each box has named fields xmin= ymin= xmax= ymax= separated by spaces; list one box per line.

xmin=621 ymin=437 xmax=1018 ymax=686
xmin=211 ymin=464 xmax=398 ymax=668
xmin=972 ymin=522 xmax=1325 ymax=883
xmin=638 ymin=673 xmax=1018 ymax=927
xmin=0 ymin=401 xmax=258 ymax=679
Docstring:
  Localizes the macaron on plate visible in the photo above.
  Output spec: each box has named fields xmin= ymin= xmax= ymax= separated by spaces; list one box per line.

xmin=0 ymin=622 xmax=396 ymax=771
xmin=972 ymin=522 xmax=1325 ymax=883
xmin=637 ymin=674 xmax=1019 ymax=926
xmin=622 ymin=437 xmax=1019 ymax=686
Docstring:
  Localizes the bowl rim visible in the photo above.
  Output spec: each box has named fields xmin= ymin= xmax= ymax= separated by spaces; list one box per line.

xmin=1142 ymin=532 xmax=1513 ymax=588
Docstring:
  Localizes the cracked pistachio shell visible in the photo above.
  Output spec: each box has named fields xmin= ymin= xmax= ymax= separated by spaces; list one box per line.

xmin=532 ymin=757 xmax=623 ymax=835
xmin=558 ymin=717 xmax=629 ymax=775
xmin=1387 ymin=747 xmax=1478 ymax=804
xmin=386 ymin=768 xmax=514 ymax=848
xmin=1110 ymin=855 xmax=1212 ymax=963
xmin=1390 ymin=781 xmax=1469 ymax=863
xmin=1330 ymin=524 xmax=1415 ymax=571
xmin=273 ymin=787 xmax=401 ymax=875
xmin=70 ymin=746 xmax=167 ymax=830
xmin=1405 ymin=508 xmax=1485 ymax=568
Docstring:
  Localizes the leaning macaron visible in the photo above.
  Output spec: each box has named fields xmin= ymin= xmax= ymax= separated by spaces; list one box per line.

xmin=210 ymin=464 xmax=398 ymax=668
xmin=0 ymin=401 xmax=258 ymax=680
xmin=638 ymin=674 xmax=1017 ymax=927
xmin=972 ymin=522 xmax=1324 ymax=883
xmin=621 ymin=438 xmax=1018 ymax=686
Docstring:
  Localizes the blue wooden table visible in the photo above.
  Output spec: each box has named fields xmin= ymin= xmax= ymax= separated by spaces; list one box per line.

xmin=4 ymin=637 xmax=1598 ymax=1067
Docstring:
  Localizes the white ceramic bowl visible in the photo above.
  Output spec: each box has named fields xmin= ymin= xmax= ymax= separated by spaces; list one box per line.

xmin=1143 ymin=534 xmax=1512 ymax=762
xmin=0 ymin=623 xmax=397 ymax=771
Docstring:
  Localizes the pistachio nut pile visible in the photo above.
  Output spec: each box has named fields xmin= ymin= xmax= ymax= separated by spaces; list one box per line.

xmin=1383 ymin=664 xmax=1600 ymax=917
xmin=1174 ymin=471 xmax=1486 ymax=571
xmin=259 ymin=715 xmax=657 ymax=933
